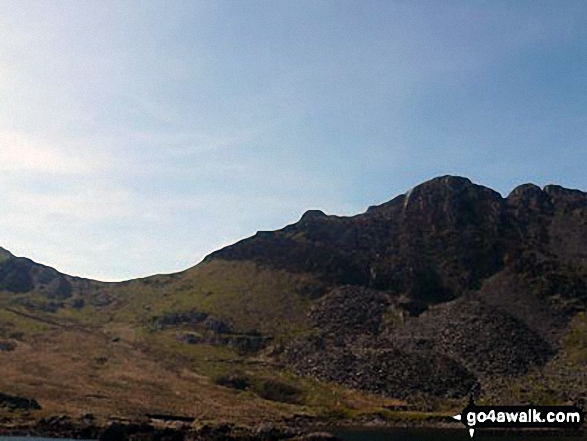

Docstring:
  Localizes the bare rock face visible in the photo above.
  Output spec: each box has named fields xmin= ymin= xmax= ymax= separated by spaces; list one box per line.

xmin=507 ymin=183 xmax=551 ymax=212
xmin=208 ymin=175 xmax=587 ymax=310
xmin=209 ymin=176 xmax=511 ymax=302
xmin=544 ymin=184 xmax=587 ymax=210
xmin=0 ymin=255 xmax=71 ymax=299
xmin=205 ymin=176 xmax=587 ymax=400
xmin=0 ymin=258 xmax=34 ymax=293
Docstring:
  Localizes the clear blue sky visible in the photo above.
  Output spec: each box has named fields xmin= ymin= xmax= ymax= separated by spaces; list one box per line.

xmin=0 ymin=1 xmax=586 ymax=280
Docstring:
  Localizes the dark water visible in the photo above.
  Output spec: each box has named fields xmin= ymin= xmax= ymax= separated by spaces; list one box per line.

xmin=332 ymin=428 xmax=587 ymax=441
xmin=1 ymin=431 xmax=585 ymax=441
xmin=0 ymin=438 xmax=93 ymax=441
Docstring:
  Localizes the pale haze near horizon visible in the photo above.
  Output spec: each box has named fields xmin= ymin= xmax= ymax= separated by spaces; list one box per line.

xmin=0 ymin=1 xmax=586 ymax=281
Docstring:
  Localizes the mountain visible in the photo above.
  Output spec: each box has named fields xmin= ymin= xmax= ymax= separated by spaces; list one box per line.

xmin=0 ymin=176 xmax=586 ymax=429
xmin=203 ymin=176 xmax=587 ymax=402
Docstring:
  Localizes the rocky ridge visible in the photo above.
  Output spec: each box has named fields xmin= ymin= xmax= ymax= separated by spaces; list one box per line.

xmin=208 ymin=176 xmax=587 ymax=401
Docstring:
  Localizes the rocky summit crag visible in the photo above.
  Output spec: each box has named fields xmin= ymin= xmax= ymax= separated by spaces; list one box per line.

xmin=209 ymin=176 xmax=587 ymax=401
xmin=0 ymin=175 xmax=586 ymax=431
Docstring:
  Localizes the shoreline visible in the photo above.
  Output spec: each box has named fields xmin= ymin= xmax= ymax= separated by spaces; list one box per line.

xmin=0 ymin=411 xmax=583 ymax=440
xmin=0 ymin=412 xmax=462 ymax=440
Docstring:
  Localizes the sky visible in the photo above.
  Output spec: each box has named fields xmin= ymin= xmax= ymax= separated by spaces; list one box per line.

xmin=0 ymin=1 xmax=586 ymax=281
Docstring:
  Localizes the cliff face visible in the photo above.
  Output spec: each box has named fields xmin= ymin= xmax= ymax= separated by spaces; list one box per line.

xmin=206 ymin=176 xmax=587 ymax=401
xmin=209 ymin=175 xmax=587 ymax=308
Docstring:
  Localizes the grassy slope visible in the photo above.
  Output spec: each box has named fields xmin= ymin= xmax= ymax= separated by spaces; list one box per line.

xmin=84 ymin=259 xmax=319 ymax=336
xmin=0 ymin=258 xmax=403 ymax=425
xmin=1 ymin=257 xmax=585 ymax=424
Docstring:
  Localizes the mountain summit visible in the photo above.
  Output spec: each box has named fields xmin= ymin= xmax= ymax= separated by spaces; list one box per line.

xmin=0 ymin=176 xmax=586 ymax=424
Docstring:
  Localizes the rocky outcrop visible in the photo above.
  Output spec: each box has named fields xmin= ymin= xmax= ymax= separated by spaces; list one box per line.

xmin=208 ymin=176 xmax=587 ymax=308
xmin=0 ymin=255 xmax=72 ymax=299
xmin=178 ymin=331 xmax=270 ymax=353
xmin=151 ymin=310 xmax=210 ymax=330
xmin=0 ymin=392 xmax=41 ymax=411
xmin=152 ymin=309 xmax=270 ymax=354
xmin=208 ymin=176 xmax=510 ymax=303
xmin=217 ymin=176 xmax=585 ymax=400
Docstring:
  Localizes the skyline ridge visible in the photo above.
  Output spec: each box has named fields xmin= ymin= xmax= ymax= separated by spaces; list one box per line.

xmin=1 ymin=174 xmax=585 ymax=282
